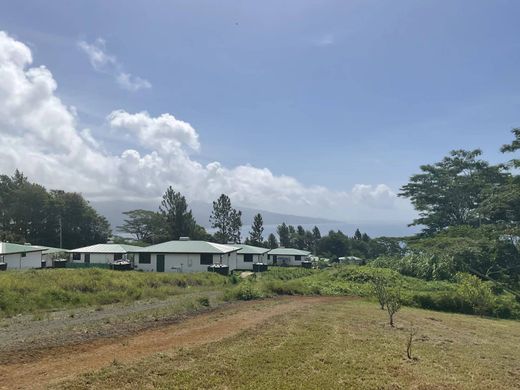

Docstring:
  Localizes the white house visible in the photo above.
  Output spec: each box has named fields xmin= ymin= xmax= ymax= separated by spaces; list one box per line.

xmin=267 ymin=248 xmax=311 ymax=266
xmin=135 ymin=238 xmax=239 ymax=273
xmin=69 ymin=243 xmax=143 ymax=265
xmin=0 ymin=242 xmax=43 ymax=270
xmin=233 ymin=244 xmax=269 ymax=270
xmin=31 ymin=246 xmax=69 ymax=267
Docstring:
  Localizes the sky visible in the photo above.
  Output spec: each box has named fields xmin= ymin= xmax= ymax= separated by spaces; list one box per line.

xmin=1 ymin=0 xmax=519 ymax=230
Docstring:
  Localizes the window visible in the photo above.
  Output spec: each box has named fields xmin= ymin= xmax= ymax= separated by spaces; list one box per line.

xmin=114 ymin=253 xmax=123 ymax=261
xmin=244 ymin=254 xmax=253 ymax=262
xmin=200 ymin=253 xmax=213 ymax=265
xmin=21 ymin=252 xmax=26 ymax=258
xmin=295 ymin=255 xmax=302 ymax=261
xmin=72 ymin=253 xmax=81 ymax=261
xmin=139 ymin=253 xmax=151 ymax=264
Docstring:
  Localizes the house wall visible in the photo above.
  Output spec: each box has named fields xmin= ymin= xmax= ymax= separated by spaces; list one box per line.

xmin=135 ymin=252 xmax=238 ymax=273
xmin=267 ymin=254 xmax=308 ymax=266
xmin=236 ymin=253 xmax=267 ymax=270
xmin=71 ymin=253 xmax=135 ymax=264
xmin=2 ymin=251 xmax=42 ymax=269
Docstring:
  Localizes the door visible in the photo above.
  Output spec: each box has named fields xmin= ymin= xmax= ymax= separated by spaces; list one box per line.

xmin=157 ymin=254 xmax=165 ymax=272
xmin=84 ymin=253 xmax=90 ymax=264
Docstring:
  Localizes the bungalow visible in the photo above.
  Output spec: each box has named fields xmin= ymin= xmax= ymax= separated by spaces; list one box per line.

xmin=233 ymin=244 xmax=270 ymax=270
xmin=0 ymin=242 xmax=43 ymax=270
xmin=69 ymin=243 xmax=143 ymax=265
xmin=135 ymin=238 xmax=239 ymax=273
xmin=32 ymin=246 xmax=69 ymax=267
xmin=267 ymin=248 xmax=311 ymax=266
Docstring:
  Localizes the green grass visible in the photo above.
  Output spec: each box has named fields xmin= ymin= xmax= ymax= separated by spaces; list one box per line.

xmin=0 ymin=268 xmax=229 ymax=318
xmin=54 ymin=299 xmax=520 ymax=390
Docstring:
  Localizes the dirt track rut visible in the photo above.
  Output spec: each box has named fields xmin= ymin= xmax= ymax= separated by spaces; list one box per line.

xmin=0 ymin=296 xmax=342 ymax=389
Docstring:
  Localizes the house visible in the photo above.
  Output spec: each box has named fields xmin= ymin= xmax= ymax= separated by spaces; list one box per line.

xmin=233 ymin=244 xmax=270 ymax=270
xmin=0 ymin=242 xmax=43 ymax=269
xmin=135 ymin=238 xmax=239 ymax=273
xmin=69 ymin=243 xmax=143 ymax=265
xmin=338 ymin=256 xmax=364 ymax=265
xmin=267 ymin=248 xmax=311 ymax=266
xmin=32 ymin=246 xmax=69 ymax=267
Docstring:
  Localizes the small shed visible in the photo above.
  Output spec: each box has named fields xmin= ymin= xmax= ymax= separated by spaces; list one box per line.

xmin=0 ymin=242 xmax=43 ymax=270
xmin=136 ymin=239 xmax=239 ymax=273
xmin=267 ymin=248 xmax=311 ymax=266
xmin=233 ymin=244 xmax=270 ymax=270
xmin=69 ymin=243 xmax=143 ymax=265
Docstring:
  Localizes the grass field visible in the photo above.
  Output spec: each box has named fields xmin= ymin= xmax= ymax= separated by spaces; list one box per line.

xmin=0 ymin=268 xmax=229 ymax=317
xmin=55 ymin=298 xmax=520 ymax=390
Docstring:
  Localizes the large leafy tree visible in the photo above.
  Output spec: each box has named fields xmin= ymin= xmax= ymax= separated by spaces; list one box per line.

xmin=0 ymin=171 xmax=111 ymax=248
xmin=118 ymin=209 xmax=168 ymax=243
xmin=247 ymin=213 xmax=264 ymax=246
xmin=399 ymin=149 xmax=507 ymax=234
xmin=210 ymin=194 xmax=242 ymax=243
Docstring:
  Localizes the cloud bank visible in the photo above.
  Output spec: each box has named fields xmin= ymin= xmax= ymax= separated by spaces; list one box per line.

xmin=0 ymin=31 xmax=413 ymax=223
xmin=78 ymin=38 xmax=151 ymax=91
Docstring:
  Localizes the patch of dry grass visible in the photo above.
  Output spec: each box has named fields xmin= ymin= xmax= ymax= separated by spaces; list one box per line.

xmin=55 ymin=299 xmax=520 ymax=390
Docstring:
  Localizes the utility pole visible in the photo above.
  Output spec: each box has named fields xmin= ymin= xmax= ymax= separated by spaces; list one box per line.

xmin=59 ymin=216 xmax=63 ymax=248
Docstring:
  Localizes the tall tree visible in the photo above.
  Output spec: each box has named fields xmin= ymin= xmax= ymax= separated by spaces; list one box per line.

xmin=248 ymin=213 xmax=264 ymax=246
xmin=277 ymin=222 xmax=291 ymax=247
xmin=118 ymin=209 xmax=168 ymax=243
xmin=267 ymin=233 xmax=279 ymax=249
xmin=399 ymin=149 xmax=507 ymax=234
xmin=501 ymin=128 xmax=520 ymax=167
xmin=295 ymin=225 xmax=306 ymax=249
xmin=210 ymin=194 xmax=242 ymax=243
xmin=159 ymin=186 xmax=199 ymax=240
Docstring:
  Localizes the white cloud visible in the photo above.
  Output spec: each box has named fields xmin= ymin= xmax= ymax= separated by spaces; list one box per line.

xmin=0 ymin=30 xmax=414 ymax=223
xmin=116 ymin=72 xmax=151 ymax=91
xmin=77 ymin=38 xmax=115 ymax=71
xmin=77 ymin=38 xmax=151 ymax=91
xmin=312 ymin=33 xmax=335 ymax=47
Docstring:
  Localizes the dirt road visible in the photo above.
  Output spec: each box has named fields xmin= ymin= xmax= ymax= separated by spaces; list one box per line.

xmin=0 ymin=296 xmax=342 ymax=389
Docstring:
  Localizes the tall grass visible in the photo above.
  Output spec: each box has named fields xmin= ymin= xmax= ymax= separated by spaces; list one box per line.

xmin=0 ymin=269 xmax=229 ymax=318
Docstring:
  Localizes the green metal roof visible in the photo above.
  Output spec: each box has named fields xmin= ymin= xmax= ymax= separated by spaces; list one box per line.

xmin=70 ymin=243 xmax=144 ymax=253
xmin=0 ymin=242 xmax=44 ymax=255
xmin=234 ymin=244 xmax=270 ymax=255
xmin=267 ymin=248 xmax=311 ymax=256
xmin=32 ymin=246 xmax=69 ymax=255
xmin=139 ymin=240 xmax=238 ymax=254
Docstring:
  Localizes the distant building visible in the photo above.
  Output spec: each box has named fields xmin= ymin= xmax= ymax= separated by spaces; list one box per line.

xmin=31 ymin=245 xmax=69 ymax=267
xmin=233 ymin=244 xmax=270 ymax=270
xmin=267 ymin=248 xmax=311 ymax=266
xmin=69 ymin=243 xmax=143 ymax=265
xmin=135 ymin=238 xmax=239 ymax=273
xmin=338 ymin=256 xmax=364 ymax=265
xmin=0 ymin=242 xmax=43 ymax=269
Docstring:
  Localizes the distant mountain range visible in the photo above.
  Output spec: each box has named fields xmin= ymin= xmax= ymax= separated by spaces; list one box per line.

xmin=90 ymin=199 xmax=340 ymax=232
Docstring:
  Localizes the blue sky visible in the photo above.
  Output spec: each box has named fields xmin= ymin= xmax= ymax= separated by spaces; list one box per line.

xmin=1 ymin=0 xmax=519 ymax=227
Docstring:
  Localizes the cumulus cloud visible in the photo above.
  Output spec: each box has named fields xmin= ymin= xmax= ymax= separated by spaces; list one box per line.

xmin=77 ymin=38 xmax=151 ymax=91
xmin=0 ymin=31 xmax=413 ymax=223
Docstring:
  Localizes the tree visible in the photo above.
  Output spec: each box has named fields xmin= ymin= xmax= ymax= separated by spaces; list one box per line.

xmin=210 ymin=194 xmax=242 ymax=243
xmin=501 ymin=128 xmax=520 ymax=168
xmin=118 ymin=209 xmax=168 ymax=243
xmin=399 ymin=149 xmax=507 ymax=234
xmin=354 ymin=229 xmax=362 ymax=240
xmin=295 ymin=225 xmax=306 ymax=249
xmin=277 ymin=223 xmax=291 ymax=247
xmin=248 ymin=213 xmax=264 ymax=246
xmin=267 ymin=233 xmax=278 ymax=249
xmin=386 ymin=287 xmax=402 ymax=327
xmin=372 ymin=276 xmax=388 ymax=310
xmin=159 ymin=187 xmax=200 ymax=240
